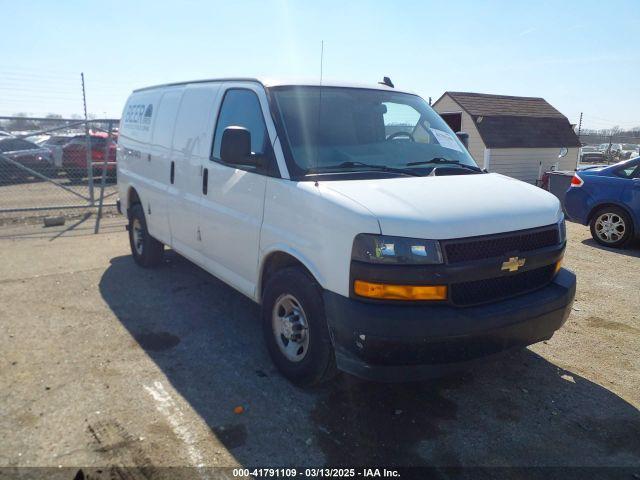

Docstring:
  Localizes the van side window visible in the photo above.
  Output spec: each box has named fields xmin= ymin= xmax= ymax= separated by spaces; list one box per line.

xmin=211 ymin=89 xmax=270 ymax=163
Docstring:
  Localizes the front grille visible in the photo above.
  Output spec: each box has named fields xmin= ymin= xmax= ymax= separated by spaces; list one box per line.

xmin=451 ymin=264 xmax=556 ymax=306
xmin=444 ymin=226 xmax=559 ymax=264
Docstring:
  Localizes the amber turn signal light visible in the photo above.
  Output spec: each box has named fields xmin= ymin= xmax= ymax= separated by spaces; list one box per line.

xmin=354 ymin=280 xmax=447 ymax=301
xmin=554 ymin=259 xmax=563 ymax=275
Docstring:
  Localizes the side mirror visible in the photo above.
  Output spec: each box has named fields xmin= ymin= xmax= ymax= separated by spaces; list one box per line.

xmin=559 ymin=147 xmax=568 ymax=158
xmin=220 ymin=126 xmax=252 ymax=166
xmin=456 ymin=131 xmax=469 ymax=149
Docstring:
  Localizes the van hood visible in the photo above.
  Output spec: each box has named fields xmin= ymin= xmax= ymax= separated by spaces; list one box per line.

xmin=321 ymin=173 xmax=561 ymax=239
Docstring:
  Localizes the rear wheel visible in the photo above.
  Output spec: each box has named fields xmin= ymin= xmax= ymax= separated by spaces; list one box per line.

xmin=128 ymin=203 xmax=164 ymax=267
xmin=261 ymin=266 xmax=337 ymax=386
xmin=66 ymin=169 xmax=84 ymax=183
xmin=590 ymin=206 xmax=633 ymax=248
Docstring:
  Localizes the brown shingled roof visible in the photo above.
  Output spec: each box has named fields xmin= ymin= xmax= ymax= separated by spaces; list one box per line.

xmin=434 ymin=91 xmax=581 ymax=148
xmin=446 ymin=92 xmax=565 ymax=118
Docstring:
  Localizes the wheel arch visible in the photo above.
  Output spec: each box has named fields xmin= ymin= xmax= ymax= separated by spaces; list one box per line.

xmin=126 ymin=186 xmax=141 ymax=214
xmin=257 ymin=249 xmax=324 ymax=303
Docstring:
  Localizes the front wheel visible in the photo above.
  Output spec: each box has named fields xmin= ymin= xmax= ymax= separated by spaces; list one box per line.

xmin=590 ymin=206 xmax=633 ymax=248
xmin=128 ymin=203 xmax=164 ymax=267
xmin=261 ymin=267 xmax=337 ymax=386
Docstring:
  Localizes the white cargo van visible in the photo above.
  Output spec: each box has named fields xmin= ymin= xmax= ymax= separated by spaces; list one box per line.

xmin=117 ymin=78 xmax=575 ymax=384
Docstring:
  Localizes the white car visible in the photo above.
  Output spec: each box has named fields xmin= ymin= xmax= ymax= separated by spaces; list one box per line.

xmin=620 ymin=144 xmax=638 ymax=160
xmin=117 ymin=78 xmax=576 ymax=385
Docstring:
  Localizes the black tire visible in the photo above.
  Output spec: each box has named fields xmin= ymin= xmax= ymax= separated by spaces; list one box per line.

xmin=35 ymin=165 xmax=56 ymax=179
xmin=261 ymin=266 xmax=337 ymax=386
xmin=589 ymin=206 xmax=634 ymax=248
xmin=128 ymin=203 xmax=164 ymax=267
xmin=66 ymin=170 xmax=84 ymax=184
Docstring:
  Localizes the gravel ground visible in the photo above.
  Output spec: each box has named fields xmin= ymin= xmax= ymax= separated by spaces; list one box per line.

xmin=0 ymin=219 xmax=638 ymax=474
xmin=0 ymin=175 xmax=117 ymax=216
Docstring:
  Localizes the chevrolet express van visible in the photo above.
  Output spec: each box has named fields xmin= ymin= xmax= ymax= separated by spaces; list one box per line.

xmin=117 ymin=78 xmax=576 ymax=385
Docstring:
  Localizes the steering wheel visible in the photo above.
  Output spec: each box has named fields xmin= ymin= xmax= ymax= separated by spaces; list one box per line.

xmin=387 ymin=131 xmax=415 ymax=142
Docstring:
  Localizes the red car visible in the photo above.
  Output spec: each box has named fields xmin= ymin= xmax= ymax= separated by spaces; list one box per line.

xmin=61 ymin=133 xmax=117 ymax=180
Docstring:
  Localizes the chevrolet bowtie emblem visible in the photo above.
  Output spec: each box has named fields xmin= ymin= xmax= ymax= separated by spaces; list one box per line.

xmin=502 ymin=256 xmax=526 ymax=272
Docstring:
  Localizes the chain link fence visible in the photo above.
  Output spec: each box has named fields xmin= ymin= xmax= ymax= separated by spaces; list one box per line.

xmin=0 ymin=116 xmax=120 ymax=229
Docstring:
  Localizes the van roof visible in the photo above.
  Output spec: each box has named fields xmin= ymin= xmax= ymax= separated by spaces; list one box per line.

xmin=133 ymin=77 xmax=415 ymax=95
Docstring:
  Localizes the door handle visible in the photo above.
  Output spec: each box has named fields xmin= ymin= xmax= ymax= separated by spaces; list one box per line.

xmin=202 ymin=168 xmax=208 ymax=195
xmin=170 ymin=161 xmax=175 ymax=184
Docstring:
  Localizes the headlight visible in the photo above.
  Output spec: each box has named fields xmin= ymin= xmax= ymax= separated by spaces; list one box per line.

xmin=558 ymin=215 xmax=566 ymax=244
xmin=352 ymin=234 xmax=443 ymax=265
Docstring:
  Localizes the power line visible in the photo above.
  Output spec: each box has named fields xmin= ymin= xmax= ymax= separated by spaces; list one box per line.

xmin=581 ymin=115 xmax=639 ymax=129
xmin=0 ymin=70 xmax=139 ymax=87
xmin=0 ymin=64 xmax=134 ymax=79
xmin=0 ymin=80 xmax=129 ymax=91
xmin=587 ymin=113 xmax=637 ymax=124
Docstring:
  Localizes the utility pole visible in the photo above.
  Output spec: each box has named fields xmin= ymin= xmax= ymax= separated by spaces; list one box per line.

xmin=81 ymin=73 xmax=94 ymax=205
xmin=575 ymin=112 xmax=583 ymax=169
xmin=576 ymin=112 xmax=583 ymax=139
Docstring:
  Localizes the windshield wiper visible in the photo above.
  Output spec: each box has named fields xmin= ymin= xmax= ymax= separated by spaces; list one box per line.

xmin=407 ymin=158 xmax=484 ymax=173
xmin=307 ymin=161 xmax=422 ymax=177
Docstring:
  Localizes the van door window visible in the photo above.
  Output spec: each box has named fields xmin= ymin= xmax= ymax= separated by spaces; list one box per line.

xmin=211 ymin=89 xmax=271 ymax=168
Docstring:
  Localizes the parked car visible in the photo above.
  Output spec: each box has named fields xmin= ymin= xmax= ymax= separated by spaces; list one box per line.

xmin=619 ymin=144 xmax=638 ymax=160
xmin=0 ymin=137 xmax=54 ymax=182
xmin=61 ymin=133 xmax=117 ymax=180
xmin=580 ymin=151 xmax=605 ymax=164
xmin=610 ymin=143 xmax=623 ymax=155
xmin=117 ymin=78 xmax=575 ymax=385
xmin=580 ymin=145 xmax=599 ymax=154
xmin=39 ymin=135 xmax=75 ymax=168
xmin=565 ymin=157 xmax=640 ymax=247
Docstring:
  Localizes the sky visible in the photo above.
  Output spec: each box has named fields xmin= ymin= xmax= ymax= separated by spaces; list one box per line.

xmin=0 ymin=0 xmax=638 ymax=131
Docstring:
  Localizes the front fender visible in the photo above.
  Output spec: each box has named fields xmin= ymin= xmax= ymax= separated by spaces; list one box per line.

xmin=257 ymin=244 xmax=325 ymax=301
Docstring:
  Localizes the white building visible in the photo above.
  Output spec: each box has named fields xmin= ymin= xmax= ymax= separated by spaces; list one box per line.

xmin=433 ymin=92 xmax=580 ymax=184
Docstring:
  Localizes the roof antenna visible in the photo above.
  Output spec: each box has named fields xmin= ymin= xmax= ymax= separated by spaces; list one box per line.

xmin=320 ymin=40 xmax=324 ymax=87
xmin=379 ymin=76 xmax=394 ymax=88
xmin=314 ymin=40 xmax=324 ymax=186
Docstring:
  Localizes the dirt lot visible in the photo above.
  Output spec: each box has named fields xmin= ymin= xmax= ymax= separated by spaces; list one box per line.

xmin=0 ymin=219 xmax=638 ymax=473
xmin=0 ymin=176 xmax=117 ymax=214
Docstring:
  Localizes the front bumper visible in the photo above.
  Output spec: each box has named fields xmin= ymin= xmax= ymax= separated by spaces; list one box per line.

xmin=92 ymin=161 xmax=117 ymax=171
xmin=323 ymin=268 xmax=576 ymax=381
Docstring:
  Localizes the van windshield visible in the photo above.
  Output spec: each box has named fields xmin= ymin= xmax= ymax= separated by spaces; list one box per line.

xmin=270 ymin=86 xmax=478 ymax=179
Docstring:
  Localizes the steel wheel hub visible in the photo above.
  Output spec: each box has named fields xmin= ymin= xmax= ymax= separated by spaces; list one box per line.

xmin=272 ymin=294 xmax=309 ymax=362
xmin=132 ymin=218 xmax=144 ymax=255
xmin=595 ymin=213 xmax=625 ymax=243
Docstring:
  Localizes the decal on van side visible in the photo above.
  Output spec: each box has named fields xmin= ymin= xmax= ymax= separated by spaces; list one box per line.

xmin=124 ymin=103 xmax=154 ymax=131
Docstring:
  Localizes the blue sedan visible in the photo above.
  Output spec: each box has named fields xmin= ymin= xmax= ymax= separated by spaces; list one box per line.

xmin=565 ymin=157 xmax=640 ymax=248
